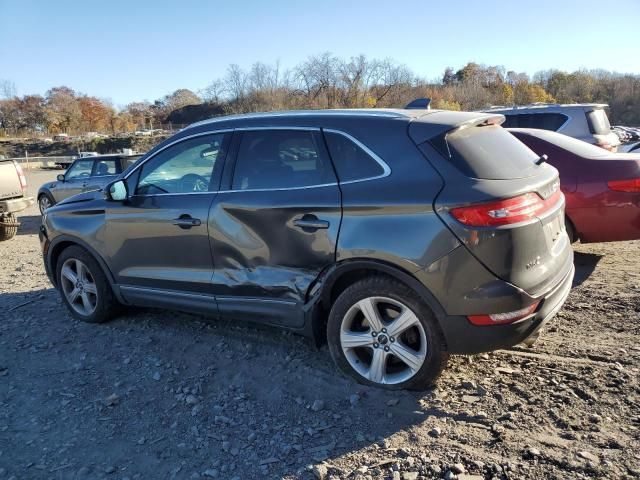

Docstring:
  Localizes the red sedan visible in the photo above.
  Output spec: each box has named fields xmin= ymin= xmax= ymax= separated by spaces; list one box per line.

xmin=509 ymin=128 xmax=640 ymax=243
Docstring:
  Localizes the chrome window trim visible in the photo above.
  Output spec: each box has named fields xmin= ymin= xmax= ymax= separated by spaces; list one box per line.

xmin=123 ymin=129 xmax=233 ymax=181
xmin=323 ymin=129 xmax=392 ymax=184
xmin=218 ymin=182 xmax=338 ymax=194
xmin=125 ymin=126 xmax=391 ymax=197
xmin=235 ymin=126 xmax=320 ymax=132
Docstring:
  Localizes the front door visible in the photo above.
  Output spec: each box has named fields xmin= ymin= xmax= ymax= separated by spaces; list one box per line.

xmin=104 ymin=132 xmax=231 ymax=313
xmin=208 ymin=128 xmax=341 ymax=327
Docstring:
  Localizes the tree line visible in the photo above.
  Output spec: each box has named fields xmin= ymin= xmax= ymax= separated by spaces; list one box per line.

xmin=1 ymin=54 xmax=639 ymax=136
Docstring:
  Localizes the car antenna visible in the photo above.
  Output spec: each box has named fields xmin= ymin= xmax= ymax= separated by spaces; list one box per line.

xmin=535 ymin=154 xmax=548 ymax=165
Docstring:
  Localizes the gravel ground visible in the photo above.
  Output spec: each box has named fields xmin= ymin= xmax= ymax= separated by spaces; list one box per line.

xmin=1 ymin=169 xmax=639 ymax=480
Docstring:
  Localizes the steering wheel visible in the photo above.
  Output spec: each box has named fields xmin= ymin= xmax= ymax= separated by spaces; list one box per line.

xmin=178 ymin=173 xmax=209 ymax=192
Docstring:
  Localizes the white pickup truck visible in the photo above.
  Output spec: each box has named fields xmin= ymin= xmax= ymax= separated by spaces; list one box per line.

xmin=0 ymin=158 xmax=35 ymax=240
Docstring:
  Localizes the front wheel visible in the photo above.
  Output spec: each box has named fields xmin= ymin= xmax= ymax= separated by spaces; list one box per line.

xmin=327 ymin=276 xmax=448 ymax=390
xmin=56 ymin=246 xmax=120 ymax=323
xmin=38 ymin=193 xmax=55 ymax=214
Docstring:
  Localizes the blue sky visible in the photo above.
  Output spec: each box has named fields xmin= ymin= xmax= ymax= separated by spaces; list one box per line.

xmin=1 ymin=0 xmax=638 ymax=106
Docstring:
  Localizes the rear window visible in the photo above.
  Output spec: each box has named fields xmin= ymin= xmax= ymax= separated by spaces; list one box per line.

xmin=586 ymin=109 xmax=612 ymax=135
xmin=502 ymin=113 xmax=568 ymax=131
xmin=438 ymin=125 xmax=540 ymax=179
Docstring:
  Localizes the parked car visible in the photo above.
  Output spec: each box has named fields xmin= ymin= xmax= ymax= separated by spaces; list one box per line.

xmin=509 ymin=128 xmax=640 ymax=243
xmin=53 ymin=133 xmax=69 ymax=142
xmin=40 ymin=109 xmax=574 ymax=390
xmin=619 ymin=141 xmax=640 ymax=153
xmin=484 ymin=104 xmax=620 ymax=151
xmin=0 ymin=158 xmax=34 ymax=240
xmin=38 ymin=154 xmax=141 ymax=213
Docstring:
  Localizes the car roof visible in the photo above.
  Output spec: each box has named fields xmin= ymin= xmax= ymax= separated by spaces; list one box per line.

xmin=485 ymin=103 xmax=608 ymax=112
xmin=184 ymin=108 xmax=503 ymax=138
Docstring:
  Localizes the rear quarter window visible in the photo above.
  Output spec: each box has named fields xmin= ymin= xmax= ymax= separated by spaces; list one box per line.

xmin=436 ymin=125 xmax=540 ymax=179
xmin=323 ymin=131 xmax=385 ymax=182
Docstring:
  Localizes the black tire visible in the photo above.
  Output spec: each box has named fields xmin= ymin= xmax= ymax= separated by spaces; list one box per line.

xmin=327 ymin=276 xmax=448 ymax=390
xmin=565 ymin=216 xmax=578 ymax=243
xmin=0 ymin=213 xmax=19 ymax=241
xmin=56 ymin=245 xmax=120 ymax=323
xmin=38 ymin=192 xmax=56 ymax=214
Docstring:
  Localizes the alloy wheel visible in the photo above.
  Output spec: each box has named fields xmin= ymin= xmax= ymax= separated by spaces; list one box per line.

xmin=39 ymin=196 xmax=52 ymax=213
xmin=60 ymin=258 xmax=98 ymax=316
xmin=340 ymin=296 xmax=427 ymax=385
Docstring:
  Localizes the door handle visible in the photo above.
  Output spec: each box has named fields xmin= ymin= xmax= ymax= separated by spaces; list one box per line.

xmin=172 ymin=215 xmax=202 ymax=229
xmin=293 ymin=215 xmax=330 ymax=230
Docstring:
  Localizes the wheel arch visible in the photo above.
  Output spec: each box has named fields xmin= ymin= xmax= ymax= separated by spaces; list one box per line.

xmin=307 ymin=259 xmax=446 ymax=346
xmin=47 ymin=235 xmax=126 ymax=303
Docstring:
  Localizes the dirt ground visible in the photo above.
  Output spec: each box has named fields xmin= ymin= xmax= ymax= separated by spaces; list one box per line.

xmin=1 ymin=169 xmax=638 ymax=480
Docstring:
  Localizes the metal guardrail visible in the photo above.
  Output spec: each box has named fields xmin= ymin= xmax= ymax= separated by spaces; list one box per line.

xmin=5 ymin=156 xmax=74 ymax=170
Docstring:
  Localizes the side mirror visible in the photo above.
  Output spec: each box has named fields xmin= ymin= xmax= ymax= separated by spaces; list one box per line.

xmin=106 ymin=180 xmax=128 ymax=201
xmin=57 ymin=174 xmax=65 ymax=182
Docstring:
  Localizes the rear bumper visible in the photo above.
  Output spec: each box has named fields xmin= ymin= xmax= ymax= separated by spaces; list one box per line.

xmin=0 ymin=196 xmax=34 ymax=214
xmin=439 ymin=264 xmax=575 ymax=354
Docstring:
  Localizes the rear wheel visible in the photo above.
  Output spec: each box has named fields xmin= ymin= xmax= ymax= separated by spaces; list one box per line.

xmin=327 ymin=276 xmax=448 ymax=390
xmin=56 ymin=246 xmax=119 ymax=323
xmin=38 ymin=193 xmax=55 ymax=214
xmin=0 ymin=213 xmax=19 ymax=241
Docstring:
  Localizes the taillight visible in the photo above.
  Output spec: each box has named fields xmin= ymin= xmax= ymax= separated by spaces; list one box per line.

xmin=468 ymin=301 xmax=540 ymax=326
xmin=450 ymin=190 xmax=563 ymax=227
xmin=608 ymin=178 xmax=640 ymax=193
xmin=14 ymin=162 xmax=27 ymax=193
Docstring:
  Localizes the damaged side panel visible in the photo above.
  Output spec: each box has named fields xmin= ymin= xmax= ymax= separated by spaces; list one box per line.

xmin=207 ymin=187 xmax=341 ymax=328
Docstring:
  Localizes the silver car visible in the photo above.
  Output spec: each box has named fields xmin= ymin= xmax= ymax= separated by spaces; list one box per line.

xmin=484 ymin=103 xmax=621 ymax=151
xmin=38 ymin=154 xmax=141 ymax=213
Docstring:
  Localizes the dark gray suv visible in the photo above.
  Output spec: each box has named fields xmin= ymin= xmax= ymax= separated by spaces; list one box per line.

xmin=39 ymin=109 xmax=574 ymax=390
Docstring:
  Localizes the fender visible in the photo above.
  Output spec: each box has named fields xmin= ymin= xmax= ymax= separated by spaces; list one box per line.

xmin=46 ymin=234 xmax=128 ymax=304
xmin=321 ymin=259 xmax=445 ymax=316
xmin=302 ymin=258 xmax=448 ymax=346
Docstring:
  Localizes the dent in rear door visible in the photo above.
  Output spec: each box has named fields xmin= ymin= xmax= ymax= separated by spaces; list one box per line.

xmin=207 ymin=128 xmax=341 ymax=327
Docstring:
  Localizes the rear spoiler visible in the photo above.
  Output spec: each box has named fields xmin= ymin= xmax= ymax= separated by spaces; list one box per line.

xmin=408 ymin=111 xmax=506 ymax=146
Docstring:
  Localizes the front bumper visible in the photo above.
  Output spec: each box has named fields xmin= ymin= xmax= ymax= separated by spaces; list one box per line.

xmin=0 ymin=196 xmax=35 ymax=214
xmin=439 ymin=264 xmax=575 ymax=354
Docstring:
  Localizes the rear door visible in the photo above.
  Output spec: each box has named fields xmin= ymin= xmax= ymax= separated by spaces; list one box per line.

xmin=208 ymin=128 xmax=341 ymax=327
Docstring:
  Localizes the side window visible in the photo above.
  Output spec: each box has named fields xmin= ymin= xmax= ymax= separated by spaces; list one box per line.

xmin=232 ymin=130 xmax=335 ymax=190
xmin=136 ymin=133 xmax=227 ymax=195
xmin=65 ymin=160 xmax=94 ymax=180
xmin=324 ymin=131 xmax=385 ymax=182
xmin=93 ymin=160 xmax=117 ymax=176
xmin=528 ymin=113 xmax=568 ymax=131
